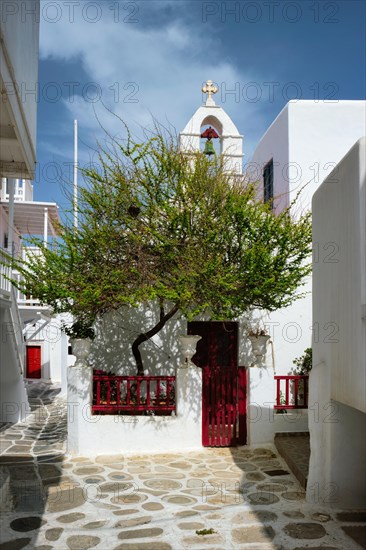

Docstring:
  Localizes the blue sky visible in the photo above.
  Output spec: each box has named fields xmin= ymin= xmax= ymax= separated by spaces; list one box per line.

xmin=34 ymin=0 xmax=365 ymax=206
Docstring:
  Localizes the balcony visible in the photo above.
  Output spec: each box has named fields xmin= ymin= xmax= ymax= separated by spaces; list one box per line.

xmin=0 ymin=2 xmax=40 ymax=179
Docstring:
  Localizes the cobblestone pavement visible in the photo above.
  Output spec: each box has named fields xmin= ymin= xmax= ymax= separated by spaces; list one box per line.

xmin=0 ymin=383 xmax=365 ymax=550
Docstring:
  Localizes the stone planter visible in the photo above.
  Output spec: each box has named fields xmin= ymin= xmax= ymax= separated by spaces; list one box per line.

xmin=70 ymin=338 xmax=92 ymax=368
xmin=178 ymin=335 xmax=202 ymax=367
xmin=248 ymin=334 xmax=270 ymax=366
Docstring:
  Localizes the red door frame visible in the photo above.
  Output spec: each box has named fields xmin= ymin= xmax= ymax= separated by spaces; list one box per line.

xmin=26 ymin=345 xmax=42 ymax=379
xmin=187 ymin=321 xmax=247 ymax=446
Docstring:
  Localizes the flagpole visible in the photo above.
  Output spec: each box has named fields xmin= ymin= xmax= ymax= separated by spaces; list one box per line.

xmin=73 ymin=119 xmax=78 ymax=230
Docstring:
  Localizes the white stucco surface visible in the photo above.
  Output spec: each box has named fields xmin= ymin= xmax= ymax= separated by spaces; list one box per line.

xmin=249 ymin=101 xmax=366 ymax=376
xmin=274 ymin=410 xmax=309 ymax=433
xmin=88 ymin=306 xmax=186 ymax=376
xmin=312 ymin=137 xmax=365 ymax=413
xmin=307 ymin=137 xmax=366 ymax=508
xmin=67 ymin=363 xmax=202 ymax=456
xmin=0 ymin=308 xmax=30 ymax=423
xmin=246 ymin=341 xmax=276 ymax=445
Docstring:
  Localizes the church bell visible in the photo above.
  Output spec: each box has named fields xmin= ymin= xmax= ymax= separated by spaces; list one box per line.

xmin=203 ymin=139 xmax=216 ymax=156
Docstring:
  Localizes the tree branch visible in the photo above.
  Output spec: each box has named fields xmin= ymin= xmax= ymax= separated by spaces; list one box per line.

xmin=132 ymin=303 xmax=179 ymax=375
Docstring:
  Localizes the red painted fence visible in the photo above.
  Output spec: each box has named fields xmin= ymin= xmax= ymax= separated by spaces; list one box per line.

xmin=92 ymin=373 xmax=176 ymax=415
xmin=274 ymin=375 xmax=309 ymax=409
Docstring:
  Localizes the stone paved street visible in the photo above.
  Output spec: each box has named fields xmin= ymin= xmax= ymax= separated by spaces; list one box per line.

xmin=0 ymin=383 xmax=365 ymax=550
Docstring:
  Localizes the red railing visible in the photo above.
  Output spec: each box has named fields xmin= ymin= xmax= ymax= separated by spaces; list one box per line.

xmin=274 ymin=375 xmax=309 ymax=409
xmin=92 ymin=373 xmax=176 ymax=415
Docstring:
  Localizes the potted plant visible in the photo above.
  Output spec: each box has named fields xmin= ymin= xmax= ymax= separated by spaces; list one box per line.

xmin=64 ymin=319 xmax=95 ymax=368
xmin=291 ymin=347 xmax=312 ymax=402
xmin=247 ymin=323 xmax=270 ymax=363
xmin=276 ymin=390 xmax=287 ymax=414
xmin=292 ymin=347 xmax=312 ymax=375
xmin=178 ymin=335 xmax=202 ymax=367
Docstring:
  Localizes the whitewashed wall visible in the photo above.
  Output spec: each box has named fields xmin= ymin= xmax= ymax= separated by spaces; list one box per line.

xmin=249 ymin=100 xmax=366 ymax=376
xmin=289 ymin=101 xmax=366 ymax=212
xmin=0 ymin=308 xmax=30 ymax=423
xmin=89 ymin=307 xmax=275 ymax=376
xmin=247 ymin=356 xmax=276 ymax=445
xmin=88 ymin=305 xmax=186 ymax=376
xmin=67 ymin=362 xmax=202 ymax=456
xmin=311 ymin=137 xmax=365 ymax=412
xmin=307 ymin=138 xmax=366 ymax=508
xmin=248 ymin=103 xmax=290 ymax=214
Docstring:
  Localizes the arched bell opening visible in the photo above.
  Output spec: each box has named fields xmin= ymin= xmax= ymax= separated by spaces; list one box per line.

xmin=200 ymin=116 xmax=223 ymax=157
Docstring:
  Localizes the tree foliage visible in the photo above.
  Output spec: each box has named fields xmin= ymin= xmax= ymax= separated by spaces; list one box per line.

xmin=8 ymin=126 xmax=312 ymax=373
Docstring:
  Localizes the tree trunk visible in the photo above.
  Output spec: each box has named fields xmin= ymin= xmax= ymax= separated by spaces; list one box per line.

xmin=131 ymin=304 xmax=180 ymax=375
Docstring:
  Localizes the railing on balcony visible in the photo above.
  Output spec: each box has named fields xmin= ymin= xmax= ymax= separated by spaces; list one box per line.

xmin=274 ymin=375 xmax=309 ymax=409
xmin=9 ymin=287 xmax=25 ymax=374
xmin=92 ymin=373 xmax=176 ymax=416
xmin=0 ymin=248 xmax=11 ymax=297
xmin=11 ymin=271 xmax=40 ymax=306
xmin=12 ymin=248 xmax=44 ymax=306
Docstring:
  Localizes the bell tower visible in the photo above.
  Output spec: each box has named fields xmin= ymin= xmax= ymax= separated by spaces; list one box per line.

xmin=179 ymin=80 xmax=243 ymax=174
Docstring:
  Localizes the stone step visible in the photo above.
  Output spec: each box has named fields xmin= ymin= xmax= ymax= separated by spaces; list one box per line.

xmin=274 ymin=432 xmax=310 ymax=490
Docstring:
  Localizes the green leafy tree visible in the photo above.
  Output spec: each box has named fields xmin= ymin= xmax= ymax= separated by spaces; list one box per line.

xmin=7 ymin=126 xmax=312 ymax=374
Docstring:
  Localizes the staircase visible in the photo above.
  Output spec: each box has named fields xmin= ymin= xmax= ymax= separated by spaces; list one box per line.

xmin=0 ymin=263 xmax=30 ymax=423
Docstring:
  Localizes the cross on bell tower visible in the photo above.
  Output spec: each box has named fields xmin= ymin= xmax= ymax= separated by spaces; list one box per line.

xmin=202 ymin=80 xmax=218 ymax=106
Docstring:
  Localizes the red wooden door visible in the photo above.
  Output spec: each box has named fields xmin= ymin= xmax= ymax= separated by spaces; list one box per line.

xmin=26 ymin=346 xmax=41 ymax=378
xmin=187 ymin=321 xmax=247 ymax=447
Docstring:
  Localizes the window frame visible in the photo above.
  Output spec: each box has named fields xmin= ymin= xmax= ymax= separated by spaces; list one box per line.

xmin=263 ymin=159 xmax=274 ymax=208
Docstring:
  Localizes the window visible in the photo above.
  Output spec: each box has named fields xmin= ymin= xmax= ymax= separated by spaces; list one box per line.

xmin=263 ymin=159 xmax=274 ymax=207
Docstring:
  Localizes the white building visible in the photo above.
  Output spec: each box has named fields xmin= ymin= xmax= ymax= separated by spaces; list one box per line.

xmin=0 ymin=1 xmax=68 ymax=424
xmin=0 ymin=178 xmax=65 ymax=422
xmin=250 ymin=100 xmax=366 ymax=376
xmin=1 ymin=1 xmax=40 ymax=424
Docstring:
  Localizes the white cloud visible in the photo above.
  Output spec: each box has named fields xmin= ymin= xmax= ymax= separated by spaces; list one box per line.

xmin=39 ymin=1 xmax=267 ymax=162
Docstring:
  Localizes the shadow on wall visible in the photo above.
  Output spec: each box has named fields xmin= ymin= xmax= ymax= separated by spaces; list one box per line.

xmin=88 ymin=306 xmax=267 ymax=375
xmin=89 ymin=304 xmax=187 ymax=376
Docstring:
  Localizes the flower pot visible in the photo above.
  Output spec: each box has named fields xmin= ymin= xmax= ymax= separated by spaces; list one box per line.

xmin=248 ymin=335 xmax=270 ymax=366
xmin=178 ymin=335 xmax=202 ymax=367
xmin=70 ymin=338 xmax=92 ymax=368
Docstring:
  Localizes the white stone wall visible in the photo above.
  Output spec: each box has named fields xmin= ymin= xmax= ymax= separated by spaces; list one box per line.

xmin=88 ymin=306 xmax=186 ymax=376
xmin=0 ymin=308 xmax=30 ymax=423
xmin=67 ymin=363 xmax=202 ymax=456
xmin=274 ymin=410 xmax=308 ymax=433
xmin=311 ymin=137 xmax=365 ymax=413
xmin=248 ymin=104 xmax=290 ymax=214
xmin=288 ymin=101 xmax=366 ymax=212
xmin=307 ymin=138 xmax=366 ymax=508
xmin=247 ymin=360 xmax=276 ymax=445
